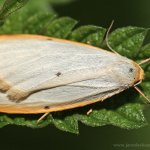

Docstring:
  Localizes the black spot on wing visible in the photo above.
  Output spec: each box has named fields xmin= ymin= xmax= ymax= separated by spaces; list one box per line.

xmin=44 ymin=106 xmax=50 ymax=109
xmin=56 ymin=72 xmax=62 ymax=77
xmin=129 ymin=68 xmax=134 ymax=73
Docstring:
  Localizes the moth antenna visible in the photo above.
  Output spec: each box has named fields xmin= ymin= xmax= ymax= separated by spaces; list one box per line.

xmin=134 ymin=85 xmax=150 ymax=103
xmin=106 ymin=20 xmax=119 ymax=54
xmin=37 ymin=112 xmax=49 ymax=123
xmin=139 ymin=58 xmax=150 ymax=65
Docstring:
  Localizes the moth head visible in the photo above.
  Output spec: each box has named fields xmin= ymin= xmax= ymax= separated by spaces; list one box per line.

xmin=132 ymin=62 xmax=144 ymax=85
xmin=113 ymin=60 xmax=144 ymax=86
xmin=132 ymin=58 xmax=150 ymax=103
xmin=114 ymin=59 xmax=149 ymax=103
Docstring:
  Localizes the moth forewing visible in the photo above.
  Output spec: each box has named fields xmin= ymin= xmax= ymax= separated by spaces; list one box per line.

xmin=0 ymin=84 xmax=125 ymax=114
xmin=0 ymin=34 xmax=145 ymax=114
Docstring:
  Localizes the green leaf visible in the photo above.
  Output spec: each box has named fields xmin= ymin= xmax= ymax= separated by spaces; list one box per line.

xmin=53 ymin=115 xmax=79 ymax=134
xmin=76 ymin=103 xmax=147 ymax=129
xmin=137 ymin=44 xmax=150 ymax=80
xmin=108 ymin=26 xmax=148 ymax=59
xmin=141 ymin=82 xmax=150 ymax=98
xmin=23 ymin=12 xmax=57 ymax=34
xmin=0 ymin=0 xmax=28 ymax=24
xmin=69 ymin=25 xmax=106 ymax=47
xmin=0 ymin=0 xmax=57 ymax=33
xmin=138 ymin=43 xmax=150 ymax=59
xmin=0 ymin=0 xmax=149 ymax=134
xmin=45 ymin=17 xmax=77 ymax=38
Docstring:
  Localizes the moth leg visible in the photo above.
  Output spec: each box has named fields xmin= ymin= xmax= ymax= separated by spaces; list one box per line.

xmin=6 ymin=87 xmax=30 ymax=102
xmin=37 ymin=112 xmax=49 ymax=123
xmin=87 ymin=108 xmax=93 ymax=115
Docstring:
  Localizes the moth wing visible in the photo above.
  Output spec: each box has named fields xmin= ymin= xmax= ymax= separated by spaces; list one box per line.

xmin=0 ymin=76 xmax=126 ymax=114
xmin=0 ymin=36 xmax=127 ymax=101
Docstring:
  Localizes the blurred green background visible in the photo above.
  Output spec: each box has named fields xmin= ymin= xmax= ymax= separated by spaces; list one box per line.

xmin=54 ymin=0 xmax=150 ymax=28
xmin=0 ymin=0 xmax=150 ymax=149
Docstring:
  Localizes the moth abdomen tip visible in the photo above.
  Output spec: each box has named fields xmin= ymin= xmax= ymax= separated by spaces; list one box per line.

xmin=0 ymin=79 xmax=11 ymax=92
xmin=6 ymin=88 xmax=29 ymax=102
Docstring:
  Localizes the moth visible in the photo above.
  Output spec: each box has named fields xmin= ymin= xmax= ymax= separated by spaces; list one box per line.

xmin=0 ymin=32 xmax=149 ymax=122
